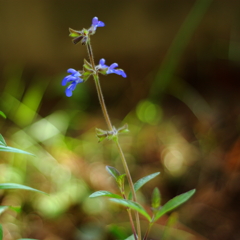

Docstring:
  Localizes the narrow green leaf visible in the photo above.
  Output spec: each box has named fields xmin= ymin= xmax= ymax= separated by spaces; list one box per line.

xmin=84 ymin=59 xmax=92 ymax=68
xmin=69 ymin=32 xmax=80 ymax=37
xmin=0 ymin=135 xmax=7 ymax=146
xmin=0 ymin=146 xmax=34 ymax=156
xmin=0 ymin=183 xmax=46 ymax=194
xmin=128 ymin=172 xmax=160 ymax=199
xmin=18 ymin=239 xmax=38 ymax=240
xmin=0 ymin=224 xmax=2 ymax=240
xmin=106 ymin=166 xmax=121 ymax=180
xmin=151 ymin=187 xmax=161 ymax=209
xmin=0 ymin=111 xmax=6 ymax=119
xmin=117 ymin=123 xmax=129 ymax=134
xmin=89 ymin=191 xmax=122 ymax=199
xmin=9 ymin=206 xmax=21 ymax=213
xmin=0 ymin=206 xmax=8 ymax=215
xmin=110 ymin=198 xmax=151 ymax=222
xmin=153 ymin=189 xmax=196 ymax=222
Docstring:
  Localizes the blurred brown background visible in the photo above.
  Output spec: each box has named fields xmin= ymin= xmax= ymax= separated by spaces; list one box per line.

xmin=0 ymin=0 xmax=240 ymax=240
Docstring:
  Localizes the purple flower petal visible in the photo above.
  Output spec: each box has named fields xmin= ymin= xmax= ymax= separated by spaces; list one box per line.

xmin=99 ymin=58 xmax=106 ymax=66
xmin=109 ymin=63 xmax=118 ymax=70
xmin=92 ymin=17 xmax=99 ymax=26
xmin=65 ymin=87 xmax=73 ymax=97
xmin=97 ymin=21 xmax=105 ymax=27
xmin=67 ymin=68 xmax=77 ymax=74
xmin=62 ymin=68 xmax=83 ymax=97
xmin=92 ymin=17 xmax=105 ymax=28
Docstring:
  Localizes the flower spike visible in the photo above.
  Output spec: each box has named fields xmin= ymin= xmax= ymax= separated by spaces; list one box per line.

xmin=62 ymin=68 xmax=83 ymax=97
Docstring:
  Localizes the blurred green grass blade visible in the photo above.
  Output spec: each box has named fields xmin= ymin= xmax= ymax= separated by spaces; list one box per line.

xmin=150 ymin=0 xmax=212 ymax=99
xmin=89 ymin=190 xmax=122 ymax=199
xmin=0 ymin=145 xmax=34 ymax=156
xmin=153 ymin=189 xmax=196 ymax=222
xmin=18 ymin=239 xmax=38 ymax=240
xmin=0 ymin=111 xmax=6 ymax=119
xmin=0 ymin=206 xmax=8 ymax=215
xmin=0 ymin=224 xmax=2 ymax=240
xmin=110 ymin=198 xmax=151 ymax=222
xmin=0 ymin=135 xmax=7 ymax=146
xmin=0 ymin=183 xmax=46 ymax=194
xmin=128 ymin=172 xmax=160 ymax=199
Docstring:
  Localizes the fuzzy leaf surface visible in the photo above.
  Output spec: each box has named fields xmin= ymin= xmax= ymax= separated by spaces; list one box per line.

xmin=0 ymin=183 xmax=46 ymax=194
xmin=106 ymin=166 xmax=120 ymax=180
xmin=0 ymin=145 xmax=34 ymax=156
xmin=153 ymin=189 xmax=196 ymax=222
xmin=128 ymin=172 xmax=160 ymax=199
xmin=110 ymin=198 xmax=151 ymax=222
xmin=89 ymin=190 xmax=122 ymax=199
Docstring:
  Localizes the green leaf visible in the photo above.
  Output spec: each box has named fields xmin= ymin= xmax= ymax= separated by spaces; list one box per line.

xmin=151 ymin=187 xmax=161 ymax=209
xmin=9 ymin=206 xmax=21 ymax=213
xmin=116 ymin=174 xmax=126 ymax=191
xmin=0 ymin=183 xmax=46 ymax=194
xmin=110 ymin=198 xmax=151 ymax=222
xmin=128 ymin=172 xmax=160 ymax=199
xmin=0 ymin=145 xmax=34 ymax=156
xmin=0 ymin=135 xmax=7 ymax=146
xmin=153 ymin=189 xmax=196 ymax=222
xmin=17 ymin=239 xmax=38 ymax=240
xmin=0 ymin=206 xmax=8 ymax=215
xmin=106 ymin=166 xmax=120 ymax=180
xmin=0 ymin=224 xmax=2 ymax=240
xmin=0 ymin=111 xmax=6 ymax=119
xmin=124 ymin=235 xmax=135 ymax=240
xmin=89 ymin=191 xmax=122 ymax=199
xmin=117 ymin=123 xmax=129 ymax=134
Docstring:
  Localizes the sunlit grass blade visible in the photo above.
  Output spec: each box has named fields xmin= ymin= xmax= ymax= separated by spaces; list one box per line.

xmin=128 ymin=172 xmax=160 ymax=199
xmin=0 ymin=206 xmax=8 ymax=215
xmin=153 ymin=189 xmax=196 ymax=222
xmin=0 ymin=183 xmax=46 ymax=194
xmin=18 ymin=239 xmax=38 ymax=240
xmin=0 ymin=145 xmax=34 ymax=156
xmin=0 ymin=135 xmax=7 ymax=146
xmin=89 ymin=190 xmax=122 ymax=199
xmin=0 ymin=111 xmax=6 ymax=119
xmin=110 ymin=198 xmax=151 ymax=222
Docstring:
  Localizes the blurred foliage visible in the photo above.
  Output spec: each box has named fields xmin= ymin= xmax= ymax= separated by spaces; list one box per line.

xmin=0 ymin=0 xmax=240 ymax=240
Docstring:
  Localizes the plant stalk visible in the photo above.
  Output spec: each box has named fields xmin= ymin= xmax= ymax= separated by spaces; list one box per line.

xmin=143 ymin=223 xmax=153 ymax=240
xmin=87 ymin=41 xmax=141 ymax=239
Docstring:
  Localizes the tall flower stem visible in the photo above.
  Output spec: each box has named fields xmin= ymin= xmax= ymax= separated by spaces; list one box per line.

xmin=143 ymin=223 xmax=153 ymax=240
xmin=87 ymin=41 xmax=141 ymax=240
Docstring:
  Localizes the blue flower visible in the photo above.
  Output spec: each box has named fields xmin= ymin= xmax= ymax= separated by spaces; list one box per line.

xmin=97 ymin=59 xmax=127 ymax=78
xmin=91 ymin=17 xmax=105 ymax=31
xmin=62 ymin=68 xmax=83 ymax=97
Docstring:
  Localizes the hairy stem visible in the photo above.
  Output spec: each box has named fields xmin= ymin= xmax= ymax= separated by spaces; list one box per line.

xmin=87 ymin=41 xmax=141 ymax=239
